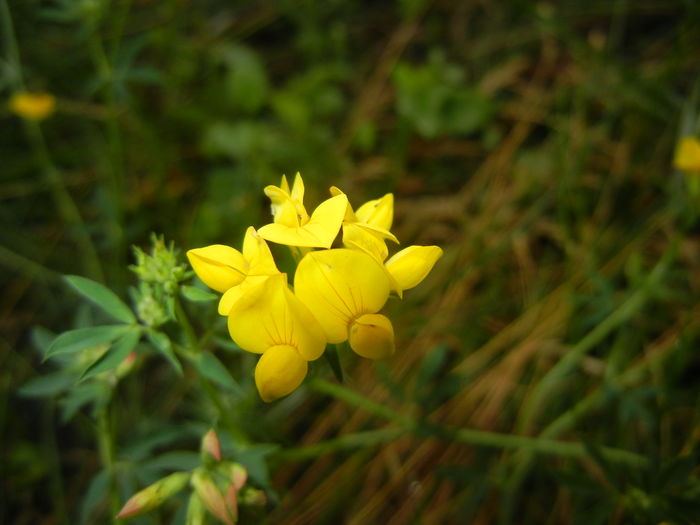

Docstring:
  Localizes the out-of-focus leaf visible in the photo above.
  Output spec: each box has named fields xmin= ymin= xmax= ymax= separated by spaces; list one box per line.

xmin=59 ymin=382 xmax=109 ymax=422
xmin=80 ymin=469 xmax=110 ymax=525
xmin=220 ymin=44 xmax=269 ymax=114
xmin=79 ymin=327 xmax=141 ymax=382
xmin=146 ymin=330 xmax=183 ymax=376
xmin=181 ymin=285 xmax=217 ymax=303
xmin=64 ymin=275 xmax=136 ymax=324
xmin=44 ymin=325 xmax=131 ymax=360
xmin=192 ymin=351 xmax=242 ymax=394
xmin=232 ymin=444 xmax=280 ymax=489
xmin=31 ymin=326 xmax=56 ymax=355
xmin=18 ymin=371 xmax=77 ymax=397
xmin=142 ymin=451 xmax=201 ymax=473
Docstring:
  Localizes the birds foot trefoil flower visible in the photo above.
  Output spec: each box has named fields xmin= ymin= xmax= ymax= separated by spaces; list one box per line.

xmin=187 ymin=173 xmax=442 ymax=401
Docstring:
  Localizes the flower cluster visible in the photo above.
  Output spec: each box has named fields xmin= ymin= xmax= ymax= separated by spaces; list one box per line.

xmin=187 ymin=174 xmax=442 ymax=402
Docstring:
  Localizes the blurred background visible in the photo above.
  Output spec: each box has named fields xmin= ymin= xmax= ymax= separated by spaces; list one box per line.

xmin=3 ymin=0 xmax=700 ymax=523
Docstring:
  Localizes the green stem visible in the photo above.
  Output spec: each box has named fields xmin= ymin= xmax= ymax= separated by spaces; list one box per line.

xmin=277 ymin=428 xmax=406 ymax=461
xmin=516 ymin=242 xmax=674 ymax=432
xmin=26 ymin=122 xmax=105 ymax=280
xmin=174 ymin=295 xmax=198 ymax=350
xmin=1 ymin=0 xmax=103 ymax=280
xmin=309 ymin=378 xmax=647 ymax=467
xmin=96 ymin=406 xmax=119 ymax=523
xmin=499 ymin=239 xmax=678 ymax=524
xmin=0 ymin=0 xmax=24 ymax=87
xmin=87 ymin=9 xmax=126 ymax=263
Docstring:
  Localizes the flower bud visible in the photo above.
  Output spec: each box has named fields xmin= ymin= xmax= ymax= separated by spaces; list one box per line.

xmin=191 ymin=469 xmax=238 ymax=525
xmin=186 ymin=492 xmax=206 ymax=525
xmin=240 ymin=487 xmax=267 ymax=507
xmin=116 ymin=471 xmax=190 ymax=519
xmin=348 ymin=313 xmax=395 ymax=360
xmin=201 ymin=429 xmax=222 ymax=462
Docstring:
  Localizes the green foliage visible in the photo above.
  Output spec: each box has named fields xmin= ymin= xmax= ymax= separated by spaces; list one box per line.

xmin=394 ymin=51 xmax=494 ymax=139
xmin=4 ymin=1 xmax=700 ymax=524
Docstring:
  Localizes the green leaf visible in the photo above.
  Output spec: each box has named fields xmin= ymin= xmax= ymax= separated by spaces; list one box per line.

xmin=59 ymin=382 xmax=109 ymax=422
xmin=192 ymin=351 xmax=242 ymax=394
xmin=181 ymin=285 xmax=217 ymax=302
xmin=324 ymin=344 xmax=343 ymax=383
xmin=44 ymin=325 xmax=131 ymax=360
xmin=79 ymin=327 xmax=141 ymax=382
xmin=233 ymin=443 xmax=279 ymax=489
xmin=64 ymin=275 xmax=136 ymax=324
xmin=31 ymin=326 xmax=56 ymax=355
xmin=142 ymin=451 xmax=201 ymax=473
xmin=80 ymin=469 xmax=110 ymax=525
xmin=18 ymin=371 xmax=77 ymax=397
xmin=147 ymin=330 xmax=183 ymax=376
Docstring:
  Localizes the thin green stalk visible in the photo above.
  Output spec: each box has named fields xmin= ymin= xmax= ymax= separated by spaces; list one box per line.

xmin=310 ymin=378 xmax=647 ymax=466
xmin=96 ymin=406 xmax=119 ymax=524
xmin=516 ymin=241 xmax=674 ymax=432
xmin=499 ymin=240 xmax=678 ymax=524
xmin=26 ymin=122 xmax=104 ymax=280
xmin=310 ymin=378 xmax=410 ymax=424
xmin=1 ymin=0 xmax=103 ymax=280
xmin=86 ymin=7 xmax=126 ymax=262
xmin=174 ymin=296 xmax=198 ymax=350
xmin=0 ymin=244 xmax=61 ymax=283
xmin=0 ymin=0 xmax=23 ymax=87
xmin=277 ymin=428 xmax=406 ymax=461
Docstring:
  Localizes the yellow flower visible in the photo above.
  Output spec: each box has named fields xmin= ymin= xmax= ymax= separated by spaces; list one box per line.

xmin=385 ymin=245 xmax=443 ymax=292
xmin=9 ymin=91 xmax=56 ymax=120
xmin=226 ymin=273 xmax=326 ymax=401
xmin=186 ymin=226 xmax=279 ymax=295
xmin=265 ymin=172 xmax=308 ymax=226
xmin=258 ymin=174 xmax=348 ymax=248
xmin=674 ymin=136 xmax=700 ymax=172
xmin=294 ymin=248 xmax=395 ymax=359
xmin=329 ymin=186 xmax=398 ymax=263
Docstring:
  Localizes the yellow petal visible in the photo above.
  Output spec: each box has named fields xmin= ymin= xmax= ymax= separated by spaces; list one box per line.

xmin=227 ymin=274 xmax=326 ymax=359
xmin=349 ymin=313 xmax=395 ymax=360
xmin=355 ymin=193 xmax=394 ymax=230
xmin=674 ymin=137 xmax=700 ymax=171
xmin=263 ymin=185 xmax=298 ymax=226
xmin=343 ymin=223 xmax=390 ymax=262
xmin=258 ymin=193 xmax=347 ymax=248
xmin=294 ymin=248 xmax=391 ymax=343
xmin=385 ymin=245 xmax=443 ymax=291
xmin=218 ymin=275 xmax=270 ymax=315
xmin=329 ymin=186 xmax=357 ymax=222
xmin=255 ymin=345 xmax=308 ymax=402
xmin=290 ymin=172 xmax=305 ymax=204
xmin=241 ymin=227 xmax=279 ymax=276
xmin=187 ymin=245 xmax=248 ymax=293
xmin=279 ymin=174 xmax=290 ymax=194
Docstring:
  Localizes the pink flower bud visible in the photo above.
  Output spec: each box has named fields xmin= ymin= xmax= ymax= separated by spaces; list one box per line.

xmin=201 ymin=429 xmax=222 ymax=461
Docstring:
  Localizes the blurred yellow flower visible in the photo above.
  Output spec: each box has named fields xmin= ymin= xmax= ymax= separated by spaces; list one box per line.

xmin=9 ymin=91 xmax=56 ymax=120
xmin=674 ymin=136 xmax=700 ymax=172
xmin=259 ymin=174 xmax=348 ymax=248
